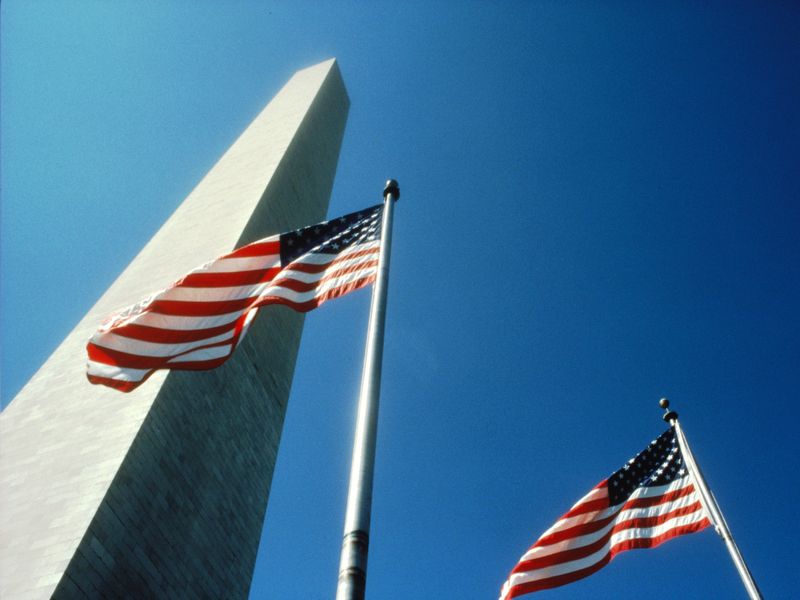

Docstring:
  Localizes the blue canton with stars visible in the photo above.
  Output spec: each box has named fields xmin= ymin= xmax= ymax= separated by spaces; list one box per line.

xmin=279 ymin=204 xmax=383 ymax=265
xmin=606 ymin=428 xmax=688 ymax=505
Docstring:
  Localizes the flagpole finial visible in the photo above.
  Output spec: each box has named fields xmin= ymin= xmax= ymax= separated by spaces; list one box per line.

xmin=659 ymin=397 xmax=679 ymax=424
xmin=384 ymin=179 xmax=400 ymax=201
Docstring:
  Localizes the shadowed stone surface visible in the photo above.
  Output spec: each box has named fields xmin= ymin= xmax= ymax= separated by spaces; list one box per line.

xmin=0 ymin=59 xmax=349 ymax=599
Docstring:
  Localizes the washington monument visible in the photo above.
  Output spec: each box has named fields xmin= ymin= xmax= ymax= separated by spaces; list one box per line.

xmin=0 ymin=59 xmax=349 ymax=598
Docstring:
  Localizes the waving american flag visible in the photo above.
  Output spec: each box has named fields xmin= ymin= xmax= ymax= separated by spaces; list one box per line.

xmin=87 ymin=204 xmax=383 ymax=392
xmin=500 ymin=428 xmax=711 ymax=598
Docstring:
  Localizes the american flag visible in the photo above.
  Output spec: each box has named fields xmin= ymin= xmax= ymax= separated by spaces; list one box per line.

xmin=87 ymin=204 xmax=384 ymax=392
xmin=500 ymin=428 xmax=712 ymax=599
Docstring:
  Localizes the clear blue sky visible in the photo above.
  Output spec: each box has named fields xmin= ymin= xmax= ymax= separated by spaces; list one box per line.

xmin=2 ymin=2 xmax=798 ymax=598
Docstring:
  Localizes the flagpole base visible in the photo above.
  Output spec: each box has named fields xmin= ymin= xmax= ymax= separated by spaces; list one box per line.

xmin=337 ymin=530 xmax=369 ymax=600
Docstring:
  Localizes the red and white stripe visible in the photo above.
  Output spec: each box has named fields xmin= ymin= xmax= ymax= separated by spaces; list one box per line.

xmin=87 ymin=236 xmax=380 ymax=392
xmin=499 ymin=475 xmax=711 ymax=599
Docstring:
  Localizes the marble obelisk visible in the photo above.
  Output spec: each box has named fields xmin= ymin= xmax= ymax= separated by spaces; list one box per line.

xmin=0 ymin=58 xmax=349 ymax=599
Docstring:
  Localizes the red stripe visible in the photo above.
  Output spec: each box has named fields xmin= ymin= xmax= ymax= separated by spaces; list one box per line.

xmin=87 ymin=339 xmax=234 ymax=370
xmin=504 ymin=518 xmax=711 ymax=598
xmin=109 ymin=321 xmax=238 ymax=344
xmin=86 ymin=374 xmax=143 ymax=393
xmin=178 ymin=267 xmax=280 ymax=288
xmin=163 ymin=356 xmax=230 ymax=371
xmin=148 ymin=297 xmax=254 ymax=316
xmin=226 ymin=240 xmax=280 ymax=258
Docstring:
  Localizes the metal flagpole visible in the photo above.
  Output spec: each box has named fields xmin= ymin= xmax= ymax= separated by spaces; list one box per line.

xmin=659 ymin=399 xmax=763 ymax=600
xmin=336 ymin=180 xmax=399 ymax=600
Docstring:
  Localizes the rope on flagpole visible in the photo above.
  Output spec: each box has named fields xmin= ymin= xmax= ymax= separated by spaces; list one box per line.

xmin=336 ymin=180 xmax=399 ymax=600
xmin=659 ymin=399 xmax=763 ymax=600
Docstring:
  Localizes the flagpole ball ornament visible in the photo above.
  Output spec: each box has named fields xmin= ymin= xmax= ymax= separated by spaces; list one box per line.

xmin=383 ymin=179 xmax=400 ymax=201
xmin=660 ymin=397 xmax=679 ymax=423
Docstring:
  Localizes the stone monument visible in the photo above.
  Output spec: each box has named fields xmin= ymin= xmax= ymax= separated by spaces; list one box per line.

xmin=0 ymin=58 xmax=349 ymax=599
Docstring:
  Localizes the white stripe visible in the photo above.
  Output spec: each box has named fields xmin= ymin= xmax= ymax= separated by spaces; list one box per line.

xmin=92 ymin=329 xmax=235 ymax=358
xmin=86 ymin=360 xmax=150 ymax=382
xmin=506 ymin=509 xmax=708 ymax=588
xmin=195 ymin=253 xmax=280 ymax=274
xmin=167 ymin=344 xmax=232 ymax=363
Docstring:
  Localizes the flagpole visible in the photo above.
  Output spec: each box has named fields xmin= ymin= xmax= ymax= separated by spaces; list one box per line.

xmin=336 ymin=180 xmax=399 ymax=600
xmin=659 ymin=399 xmax=763 ymax=600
